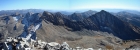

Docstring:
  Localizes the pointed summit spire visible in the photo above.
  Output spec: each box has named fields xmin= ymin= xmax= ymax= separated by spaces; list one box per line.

xmin=99 ymin=10 xmax=109 ymax=14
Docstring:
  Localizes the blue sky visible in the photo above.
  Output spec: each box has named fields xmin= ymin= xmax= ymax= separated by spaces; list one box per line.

xmin=0 ymin=0 xmax=140 ymax=11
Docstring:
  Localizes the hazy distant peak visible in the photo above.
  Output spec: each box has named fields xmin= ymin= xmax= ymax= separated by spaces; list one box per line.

xmin=87 ymin=10 xmax=94 ymax=12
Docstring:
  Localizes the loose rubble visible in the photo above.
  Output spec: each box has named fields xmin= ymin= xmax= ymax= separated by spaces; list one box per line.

xmin=1 ymin=37 xmax=96 ymax=50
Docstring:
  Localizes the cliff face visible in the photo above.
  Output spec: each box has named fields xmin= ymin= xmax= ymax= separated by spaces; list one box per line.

xmin=19 ymin=12 xmax=42 ymax=40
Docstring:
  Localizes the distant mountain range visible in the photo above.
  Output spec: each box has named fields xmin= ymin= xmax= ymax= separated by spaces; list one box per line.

xmin=113 ymin=11 xmax=140 ymax=27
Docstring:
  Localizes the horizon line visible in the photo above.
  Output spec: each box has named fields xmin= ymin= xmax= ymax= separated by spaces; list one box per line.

xmin=0 ymin=8 xmax=140 ymax=12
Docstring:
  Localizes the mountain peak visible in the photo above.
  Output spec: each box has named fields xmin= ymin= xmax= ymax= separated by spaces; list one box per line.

xmin=43 ymin=11 xmax=52 ymax=16
xmin=97 ymin=10 xmax=111 ymax=15
xmin=25 ymin=12 xmax=32 ymax=17
xmin=87 ymin=10 xmax=93 ymax=12
xmin=100 ymin=10 xmax=107 ymax=13
xmin=55 ymin=12 xmax=62 ymax=15
xmin=43 ymin=11 xmax=49 ymax=14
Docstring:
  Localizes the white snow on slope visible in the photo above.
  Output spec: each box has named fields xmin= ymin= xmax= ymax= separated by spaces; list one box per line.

xmin=13 ymin=17 xmax=18 ymax=21
xmin=34 ymin=24 xmax=40 ymax=32
xmin=26 ymin=34 xmax=32 ymax=40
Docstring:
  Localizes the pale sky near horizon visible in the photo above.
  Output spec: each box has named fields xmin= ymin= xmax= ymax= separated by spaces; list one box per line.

xmin=0 ymin=0 xmax=140 ymax=11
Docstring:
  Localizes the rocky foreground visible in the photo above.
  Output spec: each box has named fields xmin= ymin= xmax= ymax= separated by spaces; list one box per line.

xmin=1 ymin=36 xmax=140 ymax=50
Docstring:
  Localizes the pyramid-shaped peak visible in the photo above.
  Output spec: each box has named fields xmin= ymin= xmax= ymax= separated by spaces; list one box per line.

xmin=93 ymin=10 xmax=114 ymax=18
xmin=100 ymin=10 xmax=106 ymax=12
xmin=98 ymin=10 xmax=110 ymax=14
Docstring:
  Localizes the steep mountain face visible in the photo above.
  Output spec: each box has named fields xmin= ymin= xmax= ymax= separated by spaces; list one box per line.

xmin=42 ymin=11 xmax=84 ymax=31
xmin=42 ymin=11 xmax=65 ymax=25
xmin=82 ymin=10 xmax=140 ymax=40
xmin=114 ymin=11 xmax=140 ymax=27
xmin=41 ymin=10 xmax=140 ymax=40
xmin=19 ymin=12 xmax=42 ymax=40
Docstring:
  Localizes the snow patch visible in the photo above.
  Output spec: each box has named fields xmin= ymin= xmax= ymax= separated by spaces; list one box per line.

xmin=13 ymin=17 xmax=18 ymax=21
xmin=26 ymin=34 xmax=32 ymax=40
xmin=34 ymin=24 xmax=40 ymax=32
xmin=28 ymin=23 xmax=41 ymax=32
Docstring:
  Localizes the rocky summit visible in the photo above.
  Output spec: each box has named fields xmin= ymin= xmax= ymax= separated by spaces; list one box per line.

xmin=0 ymin=10 xmax=140 ymax=50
